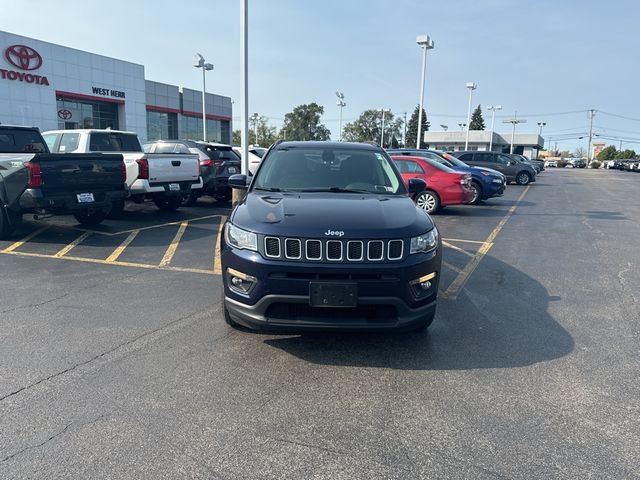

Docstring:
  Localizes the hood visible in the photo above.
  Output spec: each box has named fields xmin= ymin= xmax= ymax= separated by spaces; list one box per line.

xmin=231 ymin=192 xmax=434 ymax=239
xmin=474 ymin=166 xmax=504 ymax=177
xmin=453 ymin=165 xmax=502 ymax=178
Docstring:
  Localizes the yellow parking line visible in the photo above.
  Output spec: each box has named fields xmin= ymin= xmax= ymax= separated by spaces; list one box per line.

xmin=442 ymin=185 xmax=530 ymax=300
xmin=213 ymin=216 xmax=226 ymax=275
xmin=1 ymin=226 xmax=50 ymax=253
xmin=442 ymin=241 xmax=476 ymax=258
xmin=105 ymin=230 xmax=139 ymax=263
xmin=73 ymin=213 xmax=225 ymax=237
xmin=53 ymin=232 xmax=91 ymax=258
xmin=159 ymin=221 xmax=188 ymax=267
xmin=443 ymin=238 xmax=486 ymax=245
xmin=0 ymin=250 xmax=218 ymax=276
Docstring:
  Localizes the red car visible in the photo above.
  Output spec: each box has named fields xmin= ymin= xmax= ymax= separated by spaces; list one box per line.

xmin=392 ymin=155 xmax=474 ymax=214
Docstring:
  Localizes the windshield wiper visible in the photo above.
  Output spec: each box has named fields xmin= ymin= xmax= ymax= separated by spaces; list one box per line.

xmin=253 ymin=187 xmax=284 ymax=192
xmin=298 ymin=187 xmax=371 ymax=193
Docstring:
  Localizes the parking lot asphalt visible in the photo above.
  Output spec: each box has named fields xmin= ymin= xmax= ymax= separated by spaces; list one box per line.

xmin=1 ymin=169 xmax=639 ymax=479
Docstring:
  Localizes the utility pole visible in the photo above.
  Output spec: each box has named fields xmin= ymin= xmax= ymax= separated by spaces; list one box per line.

xmin=587 ymin=109 xmax=596 ymax=165
xmin=379 ymin=108 xmax=390 ymax=147
xmin=402 ymin=112 xmax=407 ymax=147
xmin=502 ymin=115 xmax=526 ymax=154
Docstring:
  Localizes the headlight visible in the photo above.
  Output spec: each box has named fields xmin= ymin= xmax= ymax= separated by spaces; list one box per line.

xmin=225 ymin=223 xmax=258 ymax=251
xmin=410 ymin=228 xmax=439 ymax=254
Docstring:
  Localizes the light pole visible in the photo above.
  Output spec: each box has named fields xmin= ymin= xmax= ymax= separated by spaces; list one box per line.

xmin=250 ymin=112 xmax=259 ymax=145
xmin=503 ymin=115 xmax=526 ymax=154
xmin=239 ymin=0 xmax=249 ymax=176
xmin=416 ymin=35 xmax=434 ymax=149
xmin=537 ymin=122 xmax=546 ymax=136
xmin=464 ymin=82 xmax=477 ymax=150
xmin=487 ymin=105 xmax=502 ymax=152
xmin=587 ymin=109 xmax=596 ymax=165
xmin=194 ymin=53 xmax=214 ymax=141
xmin=458 ymin=123 xmax=466 ymax=131
xmin=378 ymin=108 xmax=391 ymax=147
xmin=336 ymin=91 xmax=346 ymax=141
xmin=440 ymin=124 xmax=448 ymax=132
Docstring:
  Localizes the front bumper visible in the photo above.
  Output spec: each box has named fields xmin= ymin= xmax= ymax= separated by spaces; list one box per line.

xmin=19 ymin=188 xmax=127 ymax=213
xmin=221 ymin=242 xmax=441 ymax=332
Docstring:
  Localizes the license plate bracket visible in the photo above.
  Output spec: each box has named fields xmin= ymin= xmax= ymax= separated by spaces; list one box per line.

xmin=76 ymin=193 xmax=95 ymax=203
xmin=168 ymin=183 xmax=180 ymax=191
xmin=309 ymin=282 xmax=357 ymax=308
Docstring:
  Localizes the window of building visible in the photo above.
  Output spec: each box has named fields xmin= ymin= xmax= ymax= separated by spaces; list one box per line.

xmin=56 ymin=96 xmax=119 ymax=130
xmin=146 ymin=111 xmax=178 ymax=141
xmin=179 ymin=115 xmax=231 ymax=144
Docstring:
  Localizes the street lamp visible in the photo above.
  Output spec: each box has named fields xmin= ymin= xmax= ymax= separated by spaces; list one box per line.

xmin=458 ymin=123 xmax=466 ymax=131
xmin=378 ymin=108 xmax=391 ymax=147
xmin=416 ymin=35 xmax=434 ymax=149
xmin=502 ymin=116 xmax=527 ymax=154
xmin=336 ymin=91 xmax=346 ymax=141
xmin=464 ymin=82 xmax=477 ymax=150
xmin=193 ymin=53 xmax=214 ymax=141
xmin=537 ymin=122 xmax=547 ymax=136
xmin=250 ymin=112 xmax=259 ymax=145
xmin=487 ymin=105 xmax=502 ymax=151
xmin=440 ymin=124 xmax=448 ymax=132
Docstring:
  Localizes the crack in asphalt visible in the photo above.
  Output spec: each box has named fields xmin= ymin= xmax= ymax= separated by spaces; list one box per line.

xmin=1 ymin=423 xmax=72 ymax=463
xmin=0 ymin=300 xmax=217 ymax=403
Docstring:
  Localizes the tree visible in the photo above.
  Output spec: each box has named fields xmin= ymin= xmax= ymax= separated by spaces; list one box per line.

xmin=232 ymin=116 xmax=278 ymax=147
xmin=405 ymin=105 xmax=430 ymax=149
xmin=469 ymin=104 xmax=485 ymax=130
xmin=341 ymin=109 xmax=403 ymax=148
xmin=615 ymin=149 xmax=637 ymax=159
xmin=597 ymin=145 xmax=617 ymax=161
xmin=574 ymin=146 xmax=587 ymax=158
xmin=279 ymin=103 xmax=330 ymax=141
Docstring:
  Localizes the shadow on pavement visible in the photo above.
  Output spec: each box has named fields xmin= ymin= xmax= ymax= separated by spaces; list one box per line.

xmin=264 ymin=253 xmax=574 ymax=370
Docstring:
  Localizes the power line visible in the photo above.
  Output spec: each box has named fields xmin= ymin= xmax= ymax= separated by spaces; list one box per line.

xmin=599 ymin=111 xmax=640 ymax=123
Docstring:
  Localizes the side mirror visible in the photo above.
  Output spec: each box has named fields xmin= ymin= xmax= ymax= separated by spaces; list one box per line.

xmin=408 ymin=178 xmax=426 ymax=194
xmin=229 ymin=174 xmax=249 ymax=190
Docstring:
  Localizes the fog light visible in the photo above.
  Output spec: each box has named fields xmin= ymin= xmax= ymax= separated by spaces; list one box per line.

xmin=227 ymin=267 xmax=257 ymax=294
xmin=410 ymin=272 xmax=437 ymax=298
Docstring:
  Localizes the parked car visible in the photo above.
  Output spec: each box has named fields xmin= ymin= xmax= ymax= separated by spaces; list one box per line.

xmin=392 ymin=155 xmax=474 ymax=214
xmin=0 ymin=125 xmax=127 ymax=238
xmin=451 ymin=151 xmax=537 ymax=185
xmin=144 ymin=140 xmax=240 ymax=205
xmin=387 ymin=149 xmax=505 ymax=205
xmin=509 ymin=154 xmax=544 ymax=173
xmin=567 ymin=158 xmax=586 ymax=168
xmin=546 ymin=159 xmax=558 ymax=168
xmin=232 ymin=146 xmax=267 ymax=175
xmin=42 ymin=129 xmax=201 ymax=212
xmin=221 ymin=141 xmax=441 ymax=332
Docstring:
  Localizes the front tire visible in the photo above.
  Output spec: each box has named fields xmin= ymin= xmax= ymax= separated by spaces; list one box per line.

xmin=73 ymin=209 xmax=109 ymax=226
xmin=153 ymin=196 xmax=182 ymax=211
xmin=221 ymin=289 xmax=241 ymax=329
xmin=415 ymin=190 xmax=440 ymax=214
xmin=469 ymin=181 xmax=483 ymax=205
xmin=0 ymin=206 xmax=17 ymax=240
xmin=516 ymin=171 xmax=531 ymax=185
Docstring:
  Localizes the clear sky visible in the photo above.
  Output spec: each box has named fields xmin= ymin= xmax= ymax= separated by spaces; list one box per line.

xmin=2 ymin=0 xmax=639 ymax=152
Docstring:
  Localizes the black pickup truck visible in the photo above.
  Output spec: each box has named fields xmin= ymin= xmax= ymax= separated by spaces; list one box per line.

xmin=0 ymin=125 xmax=127 ymax=239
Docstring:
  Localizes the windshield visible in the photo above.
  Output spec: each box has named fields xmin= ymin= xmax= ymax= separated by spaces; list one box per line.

xmin=442 ymin=152 xmax=469 ymax=168
xmin=253 ymin=147 xmax=405 ymax=194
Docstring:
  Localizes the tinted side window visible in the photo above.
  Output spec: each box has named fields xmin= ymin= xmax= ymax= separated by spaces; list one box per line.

xmin=497 ymin=154 xmax=513 ymax=165
xmin=475 ymin=153 xmax=495 ymax=163
xmin=0 ymin=130 xmax=48 ymax=153
xmin=42 ymin=133 xmax=58 ymax=152
xmin=457 ymin=153 xmax=473 ymax=162
xmin=407 ymin=161 xmax=424 ymax=174
xmin=89 ymin=133 xmax=142 ymax=152
xmin=394 ymin=160 xmax=409 ymax=173
xmin=59 ymin=133 xmax=80 ymax=152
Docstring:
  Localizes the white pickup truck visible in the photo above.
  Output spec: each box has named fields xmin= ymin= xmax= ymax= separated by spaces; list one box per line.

xmin=42 ymin=129 xmax=201 ymax=212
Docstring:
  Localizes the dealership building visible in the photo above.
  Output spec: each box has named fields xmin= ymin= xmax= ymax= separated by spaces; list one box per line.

xmin=423 ymin=131 xmax=545 ymax=159
xmin=0 ymin=30 xmax=232 ymax=144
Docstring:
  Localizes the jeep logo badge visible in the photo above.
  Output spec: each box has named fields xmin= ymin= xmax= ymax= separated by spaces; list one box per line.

xmin=324 ymin=230 xmax=344 ymax=237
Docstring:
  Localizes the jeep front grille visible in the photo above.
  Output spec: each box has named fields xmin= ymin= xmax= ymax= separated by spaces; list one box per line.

xmin=261 ymin=237 xmax=405 ymax=263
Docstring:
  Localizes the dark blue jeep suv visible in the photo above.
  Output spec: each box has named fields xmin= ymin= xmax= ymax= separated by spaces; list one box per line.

xmin=221 ymin=141 xmax=442 ymax=332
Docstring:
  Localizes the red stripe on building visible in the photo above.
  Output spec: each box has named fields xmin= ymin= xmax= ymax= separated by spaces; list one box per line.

xmin=55 ymin=90 xmax=125 ymax=105
xmin=146 ymin=105 xmax=180 ymax=114
xmin=181 ymin=109 xmax=231 ymax=121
